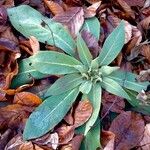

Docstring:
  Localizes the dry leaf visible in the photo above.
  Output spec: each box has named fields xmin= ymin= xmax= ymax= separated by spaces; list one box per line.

xmin=141 ymin=45 xmax=150 ymax=63
xmin=64 ymin=108 xmax=74 ymax=125
xmin=123 ymin=0 xmax=145 ymax=7
xmin=81 ymin=30 xmax=100 ymax=58
xmin=109 ymin=111 xmax=145 ymax=150
xmin=57 ymin=125 xmax=75 ymax=144
xmin=101 ymin=130 xmax=115 ymax=150
xmin=138 ymin=124 xmax=150 ymax=150
xmin=13 ymin=92 xmax=42 ymax=107
xmin=84 ymin=1 xmax=101 ymax=18
xmin=43 ymin=0 xmax=64 ymax=15
xmin=74 ymin=99 xmax=93 ymax=127
xmin=53 ymin=7 xmax=84 ymax=37
xmin=19 ymin=142 xmax=44 ymax=150
xmin=137 ymin=69 xmax=150 ymax=82
xmin=86 ymin=0 xmax=101 ymax=4
xmin=29 ymin=36 xmax=40 ymax=55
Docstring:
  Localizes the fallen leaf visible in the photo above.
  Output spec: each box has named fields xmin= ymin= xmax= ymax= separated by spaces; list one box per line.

xmin=86 ymin=0 xmax=101 ymax=4
xmin=29 ymin=36 xmax=40 ymax=55
xmin=57 ymin=125 xmax=75 ymax=144
xmin=109 ymin=111 xmax=145 ymax=150
xmin=123 ymin=0 xmax=145 ymax=7
xmin=101 ymin=130 xmax=115 ymax=150
xmin=53 ymin=7 xmax=84 ymax=37
xmin=138 ymin=124 xmax=150 ymax=150
xmin=81 ymin=30 xmax=100 ymax=58
xmin=43 ymin=0 xmax=64 ymax=15
xmin=64 ymin=108 xmax=74 ymax=125
xmin=137 ymin=69 xmax=150 ymax=82
xmin=74 ymin=99 xmax=93 ymax=127
xmin=13 ymin=92 xmax=42 ymax=107
xmin=33 ymin=132 xmax=59 ymax=150
xmin=84 ymin=2 xmax=101 ymax=18
xmin=63 ymin=0 xmax=83 ymax=6
xmin=102 ymin=92 xmax=125 ymax=114
xmin=0 ymin=6 xmax=7 ymax=25
xmin=141 ymin=45 xmax=150 ymax=64
xmin=19 ymin=142 xmax=44 ymax=150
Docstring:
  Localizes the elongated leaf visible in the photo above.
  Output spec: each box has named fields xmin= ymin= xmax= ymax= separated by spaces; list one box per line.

xmin=77 ymin=34 xmax=92 ymax=66
xmin=97 ymin=20 xmax=125 ymax=66
xmin=108 ymin=70 xmax=149 ymax=92
xmin=84 ymin=83 xmax=102 ymax=135
xmin=7 ymin=5 xmax=76 ymax=56
xmin=80 ymin=120 xmax=101 ymax=150
xmin=45 ymin=73 xmax=83 ymax=97
xmin=101 ymin=77 xmax=131 ymax=100
xmin=99 ymin=66 xmax=120 ymax=76
xmin=23 ymin=88 xmax=79 ymax=140
xmin=81 ymin=17 xmax=100 ymax=40
xmin=79 ymin=80 xmax=93 ymax=94
xmin=11 ymin=57 xmax=47 ymax=88
xmin=31 ymin=51 xmax=82 ymax=75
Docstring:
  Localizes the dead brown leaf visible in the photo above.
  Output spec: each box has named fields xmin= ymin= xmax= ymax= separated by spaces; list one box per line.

xmin=43 ymin=0 xmax=64 ymax=15
xmin=19 ymin=142 xmax=44 ymax=150
xmin=53 ymin=7 xmax=84 ymax=38
xmin=57 ymin=125 xmax=75 ymax=144
xmin=109 ymin=111 xmax=145 ymax=150
xmin=86 ymin=0 xmax=101 ymax=4
xmin=141 ymin=45 xmax=150 ymax=64
xmin=13 ymin=92 xmax=42 ymax=107
xmin=74 ymin=99 xmax=93 ymax=127
xmin=123 ymin=0 xmax=145 ymax=7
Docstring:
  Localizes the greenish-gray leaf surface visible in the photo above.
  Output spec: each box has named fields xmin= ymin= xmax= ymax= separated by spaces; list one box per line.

xmin=77 ymin=34 xmax=93 ymax=66
xmin=84 ymin=84 xmax=102 ymax=135
xmin=97 ymin=20 xmax=125 ymax=66
xmin=31 ymin=51 xmax=82 ymax=75
xmin=23 ymin=87 xmax=79 ymax=140
xmin=11 ymin=56 xmax=47 ymax=88
xmin=45 ymin=73 xmax=83 ymax=97
xmin=7 ymin=5 xmax=76 ymax=56
xmin=81 ymin=17 xmax=100 ymax=40
xmin=108 ymin=70 xmax=149 ymax=92
xmin=79 ymin=80 xmax=93 ymax=94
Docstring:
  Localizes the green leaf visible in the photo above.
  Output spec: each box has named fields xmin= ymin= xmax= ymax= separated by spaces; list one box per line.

xmin=23 ymin=87 xmax=79 ymax=140
xmin=11 ymin=57 xmax=47 ymax=88
xmin=99 ymin=66 xmax=120 ymax=76
xmin=108 ymin=70 xmax=149 ymax=92
xmin=101 ymin=77 xmax=132 ymax=100
xmin=84 ymin=84 xmax=102 ymax=135
xmin=81 ymin=17 xmax=100 ymax=40
xmin=77 ymin=34 xmax=92 ymax=67
xmin=80 ymin=120 xmax=101 ymax=150
xmin=7 ymin=5 xmax=76 ymax=56
xmin=31 ymin=51 xmax=82 ymax=75
xmin=45 ymin=73 xmax=83 ymax=97
xmin=97 ymin=20 xmax=125 ymax=66
xmin=79 ymin=80 xmax=93 ymax=94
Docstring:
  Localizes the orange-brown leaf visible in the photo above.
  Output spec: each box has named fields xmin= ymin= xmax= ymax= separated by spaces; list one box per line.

xmin=74 ymin=100 xmax=93 ymax=127
xmin=13 ymin=92 xmax=42 ymax=107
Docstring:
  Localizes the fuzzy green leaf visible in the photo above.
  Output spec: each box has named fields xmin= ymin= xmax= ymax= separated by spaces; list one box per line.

xmin=81 ymin=17 xmax=100 ymax=40
xmin=84 ymin=84 xmax=102 ymax=135
xmin=77 ymin=34 xmax=93 ymax=67
xmin=31 ymin=51 xmax=82 ymax=75
xmin=80 ymin=120 xmax=101 ymax=150
xmin=11 ymin=57 xmax=47 ymax=88
xmin=102 ymin=77 xmax=132 ymax=100
xmin=99 ymin=66 xmax=120 ymax=76
xmin=108 ymin=70 xmax=149 ymax=92
xmin=79 ymin=80 xmax=93 ymax=94
xmin=45 ymin=73 xmax=83 ymax=97
xmin=7 ymin=5 xmax=76 ymax=56
xmin=97 ymin=20 xmax=125 ymax=66
xmin=23 ymin=87 xmax=79 ymax=140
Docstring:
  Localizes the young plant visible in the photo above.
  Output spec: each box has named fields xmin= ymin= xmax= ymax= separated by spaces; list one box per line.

xmin=7 ymin=5 xmax=149 ymax=150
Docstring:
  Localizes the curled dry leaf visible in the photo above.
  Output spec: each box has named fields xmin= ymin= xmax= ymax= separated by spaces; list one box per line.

xmin=109 ymin=111 xmax=145 ymax=150
xmin=117 ymin=0 xmax=135 ymax=19
xmin=74 ymin=99 xmax=93 ymax=127
xmin=0 ymin=104 xmax=34 ymax=130
xmin=0 ymin=6 xmax=7 ymax=25
xmin=81 ymin=30 xmax=100 ymax=58
xmin=141 ymin=45 xmax=150 ymax=64
xmin=57 ymin=125 xmax=75 ymax=144
xmin=84 ymin=1 xmax=101 ymax=18
xmin=102 ymin=92 xmax=125 ymax=114
xmin=86 ymin=0 xmax=101 ymax=4
xmin=139 ymin=16 xmax=150 ymax=30
xmin=137 ymin=124 xmax=150 ymax=150
xmin=123 ymin=0 xmax=145 ymax=7
xmin=13 ymin=92 xmax=42 ymax=107
xmin=64 ymin=108 xmax=74 ymax=125
xmin=43 ymin=0 xmax=64 ymax=15
xmin=29 ymin=36 xmax=40 ymax=55
xmin=53 ymin=7 xmax=84 ymax=38
xmin=33 ymin=132 xmax=59 ymax=150
xmin=137 ymin=69 xmax=150 ymax=82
